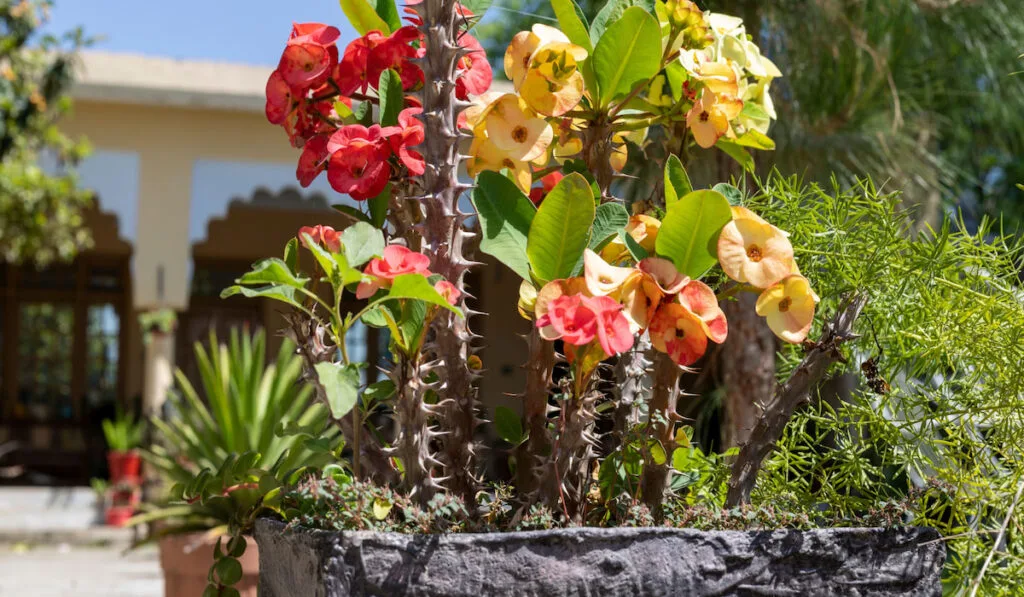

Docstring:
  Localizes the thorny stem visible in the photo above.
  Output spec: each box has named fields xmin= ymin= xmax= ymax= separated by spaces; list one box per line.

xmin=641 ymin=351 xmax=682 ymax=519
xmin=515 ymin=328 xmax=556 ymax=496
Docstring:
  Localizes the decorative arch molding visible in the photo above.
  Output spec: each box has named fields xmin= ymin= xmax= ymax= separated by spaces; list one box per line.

xmin=188 ymin=159 xmax=357 ymax=246
xmin=76 ymin=150 xmax=141 ymax=246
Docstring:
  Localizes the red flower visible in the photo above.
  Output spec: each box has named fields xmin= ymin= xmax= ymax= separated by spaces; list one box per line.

xmin=297 ymin=134 xmax=331 ymax=187
xmin=529 ymin=171 xmax=564 ymax=205
xmin=337 ymin=27 xmax=424 ymax=94
xmin=435 ymin=280 xmax=461 ymax=305
xmin=266 ymin=70 xmax=334 ymax=147
xmin=326 ymin=124 xmax=395 ymax=200
xmin=277 ymin=23 xmax=341 ymax=91
xmin=455 ymin=34 xmax=492 ymax=100
xmin=265 ymin=70 xmax=294 ymax=125
xmin=389 ymin=107 xmax=426 ymax=175
xmin=356 ymin=245 xmax=433 ymax=298
xmin=298 ymin=224 xmax=341 ymax=253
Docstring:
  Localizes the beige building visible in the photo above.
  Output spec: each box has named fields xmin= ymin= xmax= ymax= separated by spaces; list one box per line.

xmin=0 ymin=51 xmax=525 ymax=484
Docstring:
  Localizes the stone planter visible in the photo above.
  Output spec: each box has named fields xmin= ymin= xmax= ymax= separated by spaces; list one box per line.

xmin=160 ymin=533 xmax=259 ymax=597
xmin=255 ymin=519 xmax=945 ymax=597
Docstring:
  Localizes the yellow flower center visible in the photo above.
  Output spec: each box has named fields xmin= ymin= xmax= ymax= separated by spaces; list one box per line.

xmin=746 ymin=245 xmax=763 ymax=262
xmin=778 ymin=297 xmax=792 ymax=312
xmin=512 ymin=125 xmax=529 ymax=143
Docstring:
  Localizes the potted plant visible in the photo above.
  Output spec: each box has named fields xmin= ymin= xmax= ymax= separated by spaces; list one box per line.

xmin=172 ymin=0 xmax=1024 ymax=594
xmin=102 ymin=408 xmax=145 ymax=485
xmin=129 ymin=329 xmax=342 ymax=597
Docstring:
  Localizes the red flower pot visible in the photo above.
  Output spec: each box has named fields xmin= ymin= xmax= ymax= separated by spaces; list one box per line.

xmin=104 ymin=505 xmax=135 ymax=527
xmin=107 ymin=450 xmax=141 ymax=484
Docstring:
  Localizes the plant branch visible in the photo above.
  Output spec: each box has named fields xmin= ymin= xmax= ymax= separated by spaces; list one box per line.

xmin=725 ymin=292 xmax=868 ymax=507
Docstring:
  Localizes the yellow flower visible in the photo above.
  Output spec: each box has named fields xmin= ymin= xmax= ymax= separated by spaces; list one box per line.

xmin=518 ymin=280 xmax=538 ymax=319
xmin=618 ymin=271 xmax=664 ymax=332
xmin=717 ymin=214 xmax=794 ymax=288
xmin=462 ymin=91 xmax=505 ymax=133
xmin=677 ymin=280 xmax=728 ymax=344
xmin=466 ymin=133 xmax=533 ymax=193
xmin=755 ymin=274 xmax=816 ymax=343
xmin=686 ymin=89 xmax=740 ymax=148
xmin=484 ymin=94 xmax=553 ymax=162
xmin=600 ymin=214 xmax=661 ymax=264
xmin=504 ymin=25 xmax=571 ymax=88
xmin=519 ymin=44 xmax=588 ymax=117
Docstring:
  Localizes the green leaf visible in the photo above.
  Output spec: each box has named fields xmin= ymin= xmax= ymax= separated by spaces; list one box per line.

xmin=649 ymin=441 xmax=667 ymax=465
xmin=215 ymin=557 xmax=243 ymax=586
xmin=363 ymin=379 xmax=395 ymax=404
xmin=589 ymin=202 xmax=629 ymax=251
xmin=341 ymin=222 xmax=386 ymax=267
xmin=235 ymin=258 xmax=307 ymax=288
xmin=663 ymin=154 xmax=692 ymax=206
xmin=527 ymin=172 xmax=595 ymax=283
xmin=619 ymin=228 xmax=649 ymax=261
xmin=655 ymin=189 xmax=732 ymax=279
xmin=592 ymin=6 xmax=662 ymax=107
xmin=373 ymin=0 xmax=402 ymax=33
xmin=471 ymin=170 xmax=537 ymax=280
xmin=220 ymin=284 xmax=304 ymax=311
xmin=494 ymin=406 xmax=525 ymax=445
xmin=589 ymin=0 xmax=654 ymax=45
xmin=378 ymin=69 xmax=404 ymax=128
xmin=664 ymin=61 xmax=686 ymax=102
xmin=314 ymin=362 xmax=363 ymax=419
xmin=339 ymin=0 xmax=391 ymax=34
xmin=712 ymin=183 xmax=743 ymax=206
xmin=552 ymin=0 xmax=593 ymax=53
xmin=716 ymin=139 xmax=755 ymax=173
xmin=733 ymin=129 xmax=775 ymax=150
xmin=333 ymin=204 xmax=372 ymax=224
xmin=283 ymin=238 xmax=298 ymax=272
xmin=740 ymin=102 xmax=770 ymax=122
xmin=382 ymin=273 xmax=461 ymax=315
xmin=368 ymin=185 xmax=389 ymax=228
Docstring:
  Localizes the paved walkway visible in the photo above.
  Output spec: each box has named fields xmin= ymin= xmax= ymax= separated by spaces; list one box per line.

xmin=0 ymin=543 xmax=162 ymax=597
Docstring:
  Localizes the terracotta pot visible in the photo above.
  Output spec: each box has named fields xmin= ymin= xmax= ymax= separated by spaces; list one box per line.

xmin=107 ymin=450 xmax=142 ymax=484
xmin=160 ymin=533 xmax=259 ymax=597
xmin=104 ymin=505 xmax=135 ymax=527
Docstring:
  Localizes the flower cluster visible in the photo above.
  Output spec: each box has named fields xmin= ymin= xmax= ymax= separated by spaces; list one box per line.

xmin=267 ymin=19 xmax=491 ymax=200
xmin=679 ymin=10 xmax=781 ymax=147
xmin=528 ymin=249 xmax=726 ymax=367
xmin=463 ymin=25 xmax=588 ymax=192
xmin=718 ymin=207 xmax=818 ymax=342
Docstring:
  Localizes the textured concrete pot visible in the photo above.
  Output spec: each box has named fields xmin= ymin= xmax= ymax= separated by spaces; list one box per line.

xmin=255 ymin=519 xmax=945 ymax=597
xmin=160 ymin=533 xmax=259 ymax=597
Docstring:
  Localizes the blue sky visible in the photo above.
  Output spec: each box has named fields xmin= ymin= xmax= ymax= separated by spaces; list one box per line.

xmin=45 ymin=0 xmax=359 ymax=66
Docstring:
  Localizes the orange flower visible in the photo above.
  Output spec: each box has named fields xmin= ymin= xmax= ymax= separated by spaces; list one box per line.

xmin=686 ymin=89 xmax=742 ymax=148
xmin=755 ymin=274 xmax=816 ymax=343
xmin=600 ymin=214 xmax=661 ymax=264
xmin=717 ymin=214 xmax=794 ymax=288
xmin=677 ymin=280 xmax=728 ymax=344
xmin=649 ymin=303 xmax=708 ymax=366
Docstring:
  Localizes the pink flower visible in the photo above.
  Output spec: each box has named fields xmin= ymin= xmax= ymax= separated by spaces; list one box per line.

xmin=538 ymin=293 xmax=598 ymax=346
xmin=455 ymin=33 xmax=493 ymax=100
xmin=356 ymin=245 xmax=432 ymax=299
xmin=298 ymin=225 xmax=341 ymax=253
xmin=435 ymin=280 xmax=461 ymax=305
xmin=586 ymin=295 xmax=635 ymax=356
xmin=388 ymin=108 xmax=426 ymax=175
xmin=638 ymin=257 xmax=690 ymax=294
xmin=327 ymin=124 xmax=396 ymax=200
xmin=529 ymin=171 xmax=564 ymax=205
xmin=649 ymin=303 xmax=708 ymax=367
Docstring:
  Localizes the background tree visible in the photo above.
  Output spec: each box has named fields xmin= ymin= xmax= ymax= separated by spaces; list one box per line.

xmin=0 ymin=0 xmax=91 ymax=265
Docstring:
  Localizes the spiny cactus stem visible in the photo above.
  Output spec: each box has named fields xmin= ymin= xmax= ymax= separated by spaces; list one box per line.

xmin=540 ymin=377 xmax=600 ymax=521
xmin=582 ymin=113 xmax=615 ymax=201
xmin=392 ymin=349 xmax=436 ymax=505
xmin=611 ymin=335 xmax=652 ymax=444
xmin=415 ymin=0 xmax=482 ymax=507
xmin=641 ymin=352 xmax=682 ymax=519
xmin=515 ymin=328 xmax=556 ymax=495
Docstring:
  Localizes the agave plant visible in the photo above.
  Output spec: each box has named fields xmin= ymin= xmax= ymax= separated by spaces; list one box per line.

xmin=133 ymin=328 xmax=342 ymax=536
xmin=101 ymin=408 xmax=145 ymax=452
